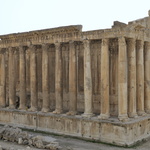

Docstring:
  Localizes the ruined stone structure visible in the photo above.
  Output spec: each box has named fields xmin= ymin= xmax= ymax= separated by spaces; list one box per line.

xmin=0 ymin=11 xmax=150 ymax=146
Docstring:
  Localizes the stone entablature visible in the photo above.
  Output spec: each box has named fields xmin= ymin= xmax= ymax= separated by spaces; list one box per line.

xmin=0 ymin=11 xmax=150 ymax=146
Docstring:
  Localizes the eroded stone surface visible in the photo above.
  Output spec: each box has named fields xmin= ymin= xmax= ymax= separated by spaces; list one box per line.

xmin=0 ymin=10 xmax=150 ymax=147
xmin=0 ymin=125 xmax=62 ymax=150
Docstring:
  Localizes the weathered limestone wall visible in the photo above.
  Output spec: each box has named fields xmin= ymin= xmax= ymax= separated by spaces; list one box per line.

xmin=0 ymin=109 xmax=150 ymax=147
xmin=0 ymin=12 xmax=150 ymax=146
xmin=0 ymin=36 xmax=150 ymax=119
xmin=0 ymin=35 xmax=150 ymax=118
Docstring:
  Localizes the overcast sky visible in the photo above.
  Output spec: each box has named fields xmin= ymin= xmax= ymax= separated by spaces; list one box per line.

xmin=0 ymin=0 xmax=150 ymax=35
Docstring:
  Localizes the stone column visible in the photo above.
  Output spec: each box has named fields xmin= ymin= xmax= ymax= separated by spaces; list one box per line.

xmin=127 ymin=39 xmax=138 ymax=118
xmin=53 ymin=42 xmax=63 ymax=114
xmin=136 ymin=40 xmax=145 ymax=116
xmin=82 ymin=39 xmax=93 ymax=117
xmin=41 ymin=44 xmax=50 ymax=112
xmin=98 ymin=39 xmax=109 ymax=119
xmin=29 ymin=45 xmax=38 ymax=111
xmin=118 ymin=37 xmax=128 ymax=121
xmin=145 ymin=42 xmax=150 ymax=113
xmin=67 ymin=41 xmax=77 ymax=115
xmin=19 ymin=46 xmax=26 ymax=110
xmin=0 ymin=49 xmax=6 ymax=108
xmin=8 ymin=47 xmax=16 ymax=109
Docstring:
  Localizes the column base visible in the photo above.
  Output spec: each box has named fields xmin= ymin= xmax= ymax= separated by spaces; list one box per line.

xmin=53 ymin=109 xmax=63 ymax=114
xmin=118 ymin=114 xmax=129 ymax=122
xmin=82 ymin=113 xmax=94 ymax=118
xmin=66 ymin=111 xmax=77 ymax=116
xmin=145 ymin=109 xmax=150 ymax=114
xmin=137 ymin=111 xmax=146 ymax=116
xmin=9 ymin=105 xmax=16 ymax=109
xmin=98 ymin=114 xmax=109 ymax=120
xmin=41 ymin=107 xmax=50 ymax=113
xmin=18 ymin=106 xmax=26 ymax=111
xmin=28 ymin=107 xmax=38 ymax=112
xmin=0 ymin=105 xmax=6 ymax=108
xmin=128 ymin=112 xmax=138 ymax=118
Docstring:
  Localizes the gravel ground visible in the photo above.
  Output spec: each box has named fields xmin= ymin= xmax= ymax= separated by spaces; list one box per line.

xmin=0 ymin=131 xmax=150 ymax=150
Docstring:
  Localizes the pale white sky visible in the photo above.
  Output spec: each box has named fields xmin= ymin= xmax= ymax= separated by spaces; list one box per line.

xmin=0 ymin=0 xmax=150 ymax=35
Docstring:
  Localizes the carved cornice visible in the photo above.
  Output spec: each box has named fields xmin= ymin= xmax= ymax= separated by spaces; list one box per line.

xmin=0 ymin=25 xmax=82 ymax=45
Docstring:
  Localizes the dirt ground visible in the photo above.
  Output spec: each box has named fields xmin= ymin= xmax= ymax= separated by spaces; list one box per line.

xmin=0 ymin=131 xmax=150 ymax=150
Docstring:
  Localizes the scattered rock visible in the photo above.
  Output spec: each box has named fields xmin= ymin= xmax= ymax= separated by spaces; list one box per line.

xmin=18 ymin=138 xmax=23 ymax=144
xmin=0 ymin=126 xmax=62 ymax=149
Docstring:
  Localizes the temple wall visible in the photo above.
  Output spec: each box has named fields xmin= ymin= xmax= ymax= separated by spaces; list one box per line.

xmin=0 ymin=18 xmax=150 ymax=146
xmin=0 ymin=37 xmax=150 ymax=118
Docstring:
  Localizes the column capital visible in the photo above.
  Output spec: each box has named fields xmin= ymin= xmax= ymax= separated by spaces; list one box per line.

xmin=118 ymin=37 xmax=126 ymax=45
xmin=69 ymin=40 xmax=74 ymax=44
xmin=42 ymin=43 xmax=49 ymax=50
xmin=19 ymin=46 xmax=26 ymax=54
xmin=136 ymin=40 xmax=144 ymax=49
xmin=102 ymin=38 xmax=109 ymax=46
xmin=54 ymin=42 xmax=61 ymax=49
xmin=145 ymin=41 xmax=150 ymax=48
xmin=127 ymin=38 xmax=136 ymax=47
xmin=30 ymin=45 xmax=36 ymax=50
xmin=69 ymin=41 xmax=75 ymax=50
xmin=0 ymin=48 xmax=5 ymax=54
xmin=8 ymin=47 xmax=13 ymax=52
xmin=83 ymin=39 xmax=90 ymax=48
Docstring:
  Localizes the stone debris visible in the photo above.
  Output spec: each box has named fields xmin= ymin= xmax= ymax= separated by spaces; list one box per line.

xmin=0 ymin=125 xmax=62 ymax=150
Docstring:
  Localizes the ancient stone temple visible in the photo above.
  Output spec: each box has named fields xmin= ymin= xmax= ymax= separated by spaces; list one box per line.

xmin=0 ymin=11 xmax=150 ymax=146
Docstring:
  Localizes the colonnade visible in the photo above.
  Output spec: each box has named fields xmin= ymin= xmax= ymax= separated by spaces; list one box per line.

xmin=0 ymin=37 xmax=150 ymax=121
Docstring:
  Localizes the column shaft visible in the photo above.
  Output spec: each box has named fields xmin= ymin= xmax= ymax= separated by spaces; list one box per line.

xmin=145 ymin=42 xmax=150 ymax=113
xmin=67 ymin=41 xmax=77 ymax=115
xmin=53 ymin=42 xmax=63 ymax=114
xmin=19 ymin=46 xmax=26 ymax=110
xmin=127 ymin=39 xmax=138 ymax=118
xmin=8 ymin=47 xmax=16 ymax=109
xmin=0 ymin=49 xmax=6 ymax=107
xmin=98 ymin=39 xmax=109 ymax=119
xmin=136 ymin=40 xmax=145 ymax=116
xmin=83 ymin=39 xmax=93 ymax=117
xmin=29 ymin=45 xmax=38 ymax=111
xmin=42 ymin=44 xmax=50 ymax=112
xmin=118 ymin=37 xmax=128 ymax=121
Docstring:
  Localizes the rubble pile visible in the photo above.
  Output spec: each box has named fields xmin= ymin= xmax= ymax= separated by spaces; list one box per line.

xmin=0 ymin=125 xmax=62 ymax=150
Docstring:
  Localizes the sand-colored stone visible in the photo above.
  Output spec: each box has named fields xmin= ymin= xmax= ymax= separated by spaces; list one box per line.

xmin=118 ymin=37 xmax=128 ymax=121
xmin=98 ymin=39 xmax=109 ymax=119
xmin=82 ymin=39 xmax=93 ymax=117
xmin=29 ymin=45 xmax=38 ymax=111
xmin=19 ymin=46 xmax=26 ymax=110
xmin=41 ymin=44 xmax=50 ymax=112
xmin=0 ymin=49 xmax=6 ymax=108
xmin=8 ymin=47 xmax=16 ymax=109
xmin=136 ymin=40 xmax=145 ymax=116
xmin=67 ymin=41 xmax=77 ymax=115
xmin=127 ymin=39 xmax=138 ymax=118
xmin=53 ymin=42 xmax=63 ymax=114
xmin=144 ymin=42 xmax=150 ymax=113
xmin=0 ymin=10 xmax=150 ymax=147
